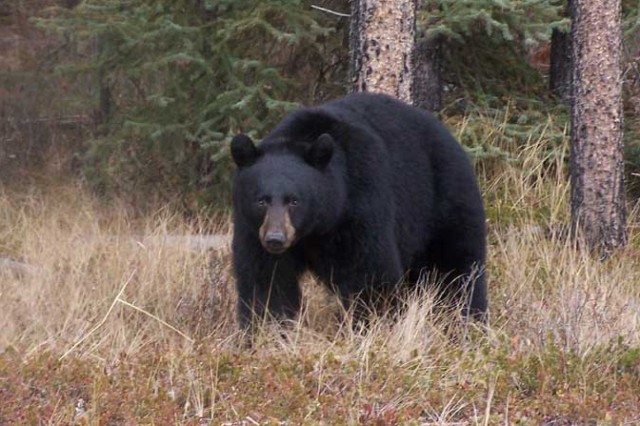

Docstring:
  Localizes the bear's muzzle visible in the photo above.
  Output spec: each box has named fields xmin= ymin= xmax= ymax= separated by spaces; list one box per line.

xmin=259 ymin=206 xmax=296 ymax=254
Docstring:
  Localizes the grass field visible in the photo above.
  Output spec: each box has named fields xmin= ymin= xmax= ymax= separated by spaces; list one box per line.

xmin=2 ymin=129 xmax=640 ymax=425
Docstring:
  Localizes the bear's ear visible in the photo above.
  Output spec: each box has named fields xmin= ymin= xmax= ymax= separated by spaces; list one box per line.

xmin=304 ymin=133 xmax=334 ymax=169
xmin=230 ymin=134 xmax=258 ymax=168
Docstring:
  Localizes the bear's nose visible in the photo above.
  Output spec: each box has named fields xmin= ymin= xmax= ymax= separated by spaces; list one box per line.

xmin=264 ymin=231 xmax=286 ymax=253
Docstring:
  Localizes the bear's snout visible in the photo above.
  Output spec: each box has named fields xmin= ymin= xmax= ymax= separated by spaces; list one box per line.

xmin=259 ymin=206 xmax=296 ymax=254
xmin=264 ymin=231 xmax=286 ymax=253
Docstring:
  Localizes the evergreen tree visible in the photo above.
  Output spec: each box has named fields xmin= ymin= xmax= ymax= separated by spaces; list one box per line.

xmin=37 ymin=0 xmax=333 ymax=207
xmin=416 ymin=0 xmax=566 ymax=102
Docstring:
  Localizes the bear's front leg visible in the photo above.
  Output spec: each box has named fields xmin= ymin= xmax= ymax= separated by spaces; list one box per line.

xmin=324 ymin=225 xmax=404 ymax=327
xmin=233 ymin=232 xmax=305 ymax=331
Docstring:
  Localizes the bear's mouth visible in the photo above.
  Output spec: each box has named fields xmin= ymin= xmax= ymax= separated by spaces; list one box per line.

xmin=261 ymin=240 xmax=291 ymax=255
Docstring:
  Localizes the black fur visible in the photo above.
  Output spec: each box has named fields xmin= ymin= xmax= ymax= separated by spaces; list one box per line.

xmin=231 ymin=93 xmax=487 ymax=330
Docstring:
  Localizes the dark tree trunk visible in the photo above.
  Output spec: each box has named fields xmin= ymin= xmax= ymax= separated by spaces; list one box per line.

xmin=350 ymin=0 xmax=416 ymax=102
xmin=92 ymin=35 xmax=111 ymax=135
xmin=413 ymin=32 xmax=442 ymax=111
xmin=549 ymin=27 xmax=572 ymax=102
xmin=570 ymin=0 xmax=627 ymax=257
xmin=412 ymin=1 xmax=442 ymax=111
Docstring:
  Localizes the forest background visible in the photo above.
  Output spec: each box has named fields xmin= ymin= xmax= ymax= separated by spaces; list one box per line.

xmin=2 ymin=0 xmax=640 ymax=424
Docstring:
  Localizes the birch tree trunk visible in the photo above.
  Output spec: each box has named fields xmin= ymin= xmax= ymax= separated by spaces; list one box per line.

xmin=570 ymin=0 xmax=627 ymax=257
xmin=350 ymin=0 xmax=416 ymax=103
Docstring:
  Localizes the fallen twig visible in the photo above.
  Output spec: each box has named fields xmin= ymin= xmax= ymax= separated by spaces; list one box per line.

xmin=311 ymin=4 xmax=350 ymax=17
xmin=128 ymin=234 xmax=229 ymax=251
xmin=59 ymin=270 xmax=136 ymax=361
xmin=117 ymin=298 xmax=194 ymax=343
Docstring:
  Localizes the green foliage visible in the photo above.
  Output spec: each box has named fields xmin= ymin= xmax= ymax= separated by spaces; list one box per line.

xmin=36 ymin=0 xmax=337 ymax=208
xmin=416 ymin=1 xmax=568 ymax=162
xmin=424 ymin=0 xmax=640 ymax=171
xmin=30 ymin=0 xmax=639 ymax=204
xmin=34 ymin=0 xmax=572 ymax=204
xmin=419 ymin=0 xmax=566 ymax=45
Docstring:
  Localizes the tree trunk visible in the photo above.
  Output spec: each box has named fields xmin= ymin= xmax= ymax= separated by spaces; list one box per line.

xmin=570 ymin=0 xmax=627 ymax=257
xmin=92 ymin=35 xmax=112 ymax=136
xmin=413 ymin=31 xmax=442 ymax=111
xmin=412 ymin=1 xmax=442 ymax=111
xmin=549 ymin=27 xmax=572 ymax=102
xmin=350 ymin=0 xmax=416 ymax=103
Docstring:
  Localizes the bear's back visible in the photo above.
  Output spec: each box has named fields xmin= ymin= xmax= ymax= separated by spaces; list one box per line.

xmin=262 ymin=93 xmax=460 ymax=162
xmin=258 ymin=93 xmax=477 ymax=215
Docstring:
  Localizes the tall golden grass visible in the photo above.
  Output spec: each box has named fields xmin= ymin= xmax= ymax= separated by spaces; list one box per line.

xmin=0 ymin=184 xmax=236 ymax=358
xmin=1 ymin=118 xmax=639 ymax=423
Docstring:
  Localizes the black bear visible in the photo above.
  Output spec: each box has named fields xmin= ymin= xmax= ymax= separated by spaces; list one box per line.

xmin=230 ymin=93 xmax=487 ymax=330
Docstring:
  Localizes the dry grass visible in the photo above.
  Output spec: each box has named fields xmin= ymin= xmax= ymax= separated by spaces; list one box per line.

xmin=0 ymin=184 xmax=236 ymax=356
xmin=2 ymin=128 xmax=640 ymax=424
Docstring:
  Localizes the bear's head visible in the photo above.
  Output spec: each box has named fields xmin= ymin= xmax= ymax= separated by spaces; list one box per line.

xmin=230 ymin=133 xmax=340 ymax=255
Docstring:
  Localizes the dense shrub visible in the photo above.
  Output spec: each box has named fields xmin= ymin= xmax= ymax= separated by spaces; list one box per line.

xmin=37 ymin=0 xmax=347 ymax=208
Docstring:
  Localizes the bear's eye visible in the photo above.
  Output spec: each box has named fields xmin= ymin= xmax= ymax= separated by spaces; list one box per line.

xmin=289 ymin=197 xmax=299 ymax=207
xmin=256 ymin=198 xmax=267 ymax=208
